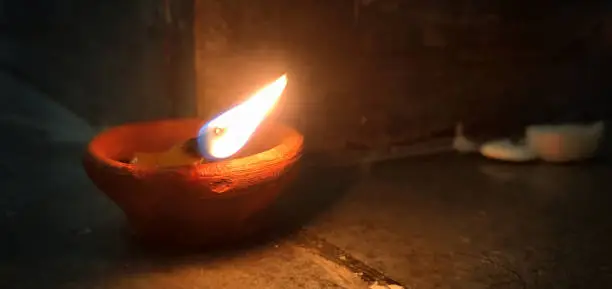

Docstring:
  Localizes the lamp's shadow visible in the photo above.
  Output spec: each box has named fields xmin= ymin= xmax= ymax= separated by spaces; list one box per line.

xmin=252 ymin=158 xmax=359 ymax=237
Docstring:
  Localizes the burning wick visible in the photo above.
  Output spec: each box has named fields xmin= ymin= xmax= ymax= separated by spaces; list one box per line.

xmin=213 ymin=127 xmax=225 ymax=136
xmin=197 ymin=74 xmax=288 ymax=161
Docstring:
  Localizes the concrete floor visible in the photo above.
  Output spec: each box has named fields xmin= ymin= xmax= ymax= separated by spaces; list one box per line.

xmin=2 ymin=71 xmax=612 ymax=289
xmin=310 ymin=155 xmax=612 ymax=289
xmin=2 ymin=134 xmax=612 ymax=289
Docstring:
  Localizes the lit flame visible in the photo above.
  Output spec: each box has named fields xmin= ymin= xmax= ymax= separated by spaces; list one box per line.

xmin=198 ymin=74 xmax=288 ymax=160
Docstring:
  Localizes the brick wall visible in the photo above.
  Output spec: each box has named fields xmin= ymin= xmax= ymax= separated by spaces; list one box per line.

xmin=195 ymin=0 xmax=612 ymax=151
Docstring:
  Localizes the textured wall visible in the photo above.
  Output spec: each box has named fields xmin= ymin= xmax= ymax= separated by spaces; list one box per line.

xmin=194 ymin=0 xmax=612 ymax=151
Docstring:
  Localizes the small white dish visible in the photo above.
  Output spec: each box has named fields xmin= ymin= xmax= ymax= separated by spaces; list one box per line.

xmin=480 ymin=139 xmax=538 ymax=162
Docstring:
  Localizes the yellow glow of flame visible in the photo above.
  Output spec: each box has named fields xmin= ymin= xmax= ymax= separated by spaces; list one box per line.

xmin=199 ymin=74 xmax=288 ymax=160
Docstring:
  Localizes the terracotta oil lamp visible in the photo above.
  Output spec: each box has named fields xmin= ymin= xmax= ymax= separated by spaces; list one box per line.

xmin=83 ymin=75 xmax=303 ymax=246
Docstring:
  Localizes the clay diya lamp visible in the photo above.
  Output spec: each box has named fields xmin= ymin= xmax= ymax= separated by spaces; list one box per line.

xmin=83 ymin=75 xmax=303 ymax=246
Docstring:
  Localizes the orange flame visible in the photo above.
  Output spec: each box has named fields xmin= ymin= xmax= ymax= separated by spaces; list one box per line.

xmin=198 ymin=74 xmax=288 ymax=160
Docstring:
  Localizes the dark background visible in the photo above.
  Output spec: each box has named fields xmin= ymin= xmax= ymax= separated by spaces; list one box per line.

xmin=193 ymin=0 xmax=612 ymax=150
xmin=2 ymin=0 xmax=611 ymax=148
xmin=1 ymin=0 xmax=194 ymax=128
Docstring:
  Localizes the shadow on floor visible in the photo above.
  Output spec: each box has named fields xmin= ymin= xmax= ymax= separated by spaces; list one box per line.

xmin=257 ymin=160 xmax=360 ymax=236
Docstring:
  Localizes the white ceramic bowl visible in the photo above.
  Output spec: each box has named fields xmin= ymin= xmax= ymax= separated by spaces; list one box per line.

xmin=526 ymin=122 xmax=604 ymax=163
